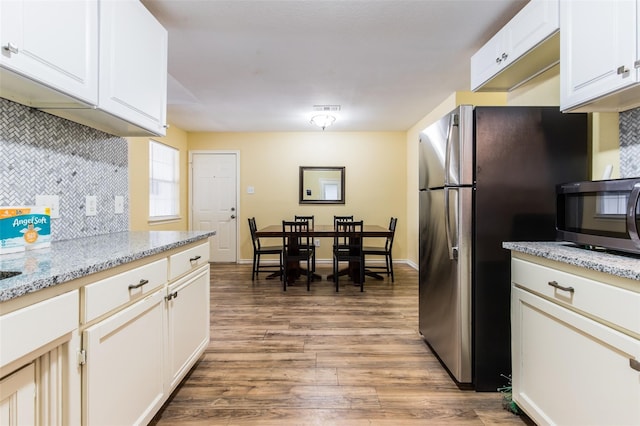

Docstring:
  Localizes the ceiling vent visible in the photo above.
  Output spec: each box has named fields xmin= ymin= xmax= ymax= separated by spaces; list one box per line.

xmin=313 ymin=105 xmax=341 ymax=112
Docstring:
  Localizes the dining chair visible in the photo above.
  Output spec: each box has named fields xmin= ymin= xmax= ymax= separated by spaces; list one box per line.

xmin=282 ymin=220 xmax=313 ymax=291
xmin=333 ymin=215 xmax=354 ymax=226
xmin=248 ymin=217 xmax=283 ymax=281
xmin=294 ymin=215 xmax=316 ymax=274
xmin=363 ymin=217 xmax=398 ymax=282
xmin=332 ymin=220 xmax=364 ymax=292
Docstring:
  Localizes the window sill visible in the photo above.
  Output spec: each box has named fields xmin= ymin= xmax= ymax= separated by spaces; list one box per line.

xmin=148 ymin=216 xmax=182 ymax=225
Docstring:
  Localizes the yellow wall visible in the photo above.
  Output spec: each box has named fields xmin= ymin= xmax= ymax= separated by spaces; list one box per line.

xmin=590 ymin=112 xmax=620 ymax=180
xmin=128 ymin=125 xmax=190 ymax=231
xmin=188 ymin=131 xmax=407 ymax=262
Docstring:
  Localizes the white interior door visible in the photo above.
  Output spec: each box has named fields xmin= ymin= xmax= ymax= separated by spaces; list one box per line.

xmin=190 ymin=152 xmax=238 ymax=262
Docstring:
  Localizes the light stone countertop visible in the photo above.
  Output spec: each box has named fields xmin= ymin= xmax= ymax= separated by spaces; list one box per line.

xmin=503 ymin=241 xmax=640 ymax=281
xmin=0 ymin=231 xmax=215 ymax=303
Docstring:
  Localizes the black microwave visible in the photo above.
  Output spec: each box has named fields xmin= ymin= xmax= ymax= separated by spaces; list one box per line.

xmin=556 ymin=178 xmax=640 ymax=255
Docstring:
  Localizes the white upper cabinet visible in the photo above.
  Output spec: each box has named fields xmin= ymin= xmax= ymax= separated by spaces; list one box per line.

xmin=0 ymin=0 xmax=98 ymax=107
xmin=560 ymin=0 xmax=640 ymax=112
xmin=471 ymin=0 xmax=559 ymax=91
xmin=98 ymin=0 xmax=168 ymax=136
xmin=0 ymin=0 xmax=167 ymax=136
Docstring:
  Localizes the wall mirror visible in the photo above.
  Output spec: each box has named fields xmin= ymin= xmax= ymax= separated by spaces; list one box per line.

xmin=299 ymin=166 xmax=345 ymax=204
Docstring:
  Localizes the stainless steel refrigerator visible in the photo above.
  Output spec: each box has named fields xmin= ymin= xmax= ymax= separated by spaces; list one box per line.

xmin=418 ymin=105 xmax=588 ymax=391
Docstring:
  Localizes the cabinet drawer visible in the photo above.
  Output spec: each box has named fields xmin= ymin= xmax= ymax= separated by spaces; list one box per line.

xmin=0 ymin=290 xmax=78 ymax=369
xmin=168 ymin=243 xmax=209 ymax=280
xmin=512 ymin=258 xmax=640 ymax=335
xmin=84 ymin=258 xmax=167 ymax=323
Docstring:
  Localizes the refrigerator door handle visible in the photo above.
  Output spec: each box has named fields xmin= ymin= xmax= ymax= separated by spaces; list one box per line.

xmin=627 ymin=182 xmax=640 ymax=249
xmin=444 ymin=113 xmax=458 ymax=186
xmin=444 ymin=187 xmax=458 ymax=260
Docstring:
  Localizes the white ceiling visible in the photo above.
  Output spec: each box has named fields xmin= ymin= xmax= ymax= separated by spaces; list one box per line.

xmin=142 ymin=0 xmax=528 ymax=132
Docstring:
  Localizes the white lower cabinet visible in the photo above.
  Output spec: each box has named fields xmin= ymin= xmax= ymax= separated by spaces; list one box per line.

xmin=82 ymin=290 xmax=165 ymax=426
xmin=0 ymin=363 xmax=35 ymax=426
xmin=81 ymin=242 xmax=210 ymax=425
xmin=166 ymin=265 xmax=210 ymax=389
xmin=511 ymin=257 xmax=640 ymax=425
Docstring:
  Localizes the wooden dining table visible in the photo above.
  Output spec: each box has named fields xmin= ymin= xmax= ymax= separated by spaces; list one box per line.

xmin=255 ymin=224 xmax=392 ymax=284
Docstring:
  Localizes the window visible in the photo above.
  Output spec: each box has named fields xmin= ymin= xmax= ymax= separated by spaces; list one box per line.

xmin=149 ymin=140 xmax=179 ymax=219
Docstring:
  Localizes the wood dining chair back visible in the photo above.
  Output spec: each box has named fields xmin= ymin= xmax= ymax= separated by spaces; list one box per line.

xmin=332 ymin=220 xmax=364 ymax=292
xmin=294 ymin=215 xmax=316 ymax=273
xmin=333 ymin=215 xmax=354 ymax=247
xmin=363 ymin=217 xmax=398 ymax=282
xmin=248 ymin=217 xmax=283 ymax=281
xmin=282 ymin=220 xmax=313 ymax=291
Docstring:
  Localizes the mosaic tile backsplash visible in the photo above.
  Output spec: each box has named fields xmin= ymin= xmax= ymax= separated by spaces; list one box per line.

xmin=620 ymin=106 xmax=640 ymax=178
xmin=0 ymin=98 xmax=128 ymax=241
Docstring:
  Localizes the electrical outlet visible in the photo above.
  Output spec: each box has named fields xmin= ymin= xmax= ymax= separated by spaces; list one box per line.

xmin=86 ymin=195 xmax=97 ymax=216
xmin=314 ymin=239 xmax=320 ymax=247
xmin=114 ymin=196 xmax=124 ymax=214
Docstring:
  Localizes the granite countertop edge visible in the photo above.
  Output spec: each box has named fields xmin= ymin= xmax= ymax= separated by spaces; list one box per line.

xmin=503 ymin=241 xmax=640 ymax=281
xmin=0 ymin=231 xmax=216 ymax=303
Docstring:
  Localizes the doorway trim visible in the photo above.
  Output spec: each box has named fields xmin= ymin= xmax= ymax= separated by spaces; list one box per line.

xmin=188 ymin=150 xmax=241 ymax=263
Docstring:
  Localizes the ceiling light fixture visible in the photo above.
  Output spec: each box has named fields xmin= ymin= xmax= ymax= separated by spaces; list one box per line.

xmin=310 ymin=114 xmax=336 ymax=131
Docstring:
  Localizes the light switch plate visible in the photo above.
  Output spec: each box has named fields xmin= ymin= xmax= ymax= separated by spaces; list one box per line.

xmin=35 ymin=194 xmax=60 ymax=219
xmin=86 ymin=195 xmax=97 ymax=216
xmin=114 ymin=196 xmax=124 ymax=214
xmin=247 ymin=186 xmax=255 ymax=194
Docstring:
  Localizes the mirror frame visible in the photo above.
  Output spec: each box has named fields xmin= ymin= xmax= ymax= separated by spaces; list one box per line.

xmin=299 ymin=166 xmax=345 ymax=204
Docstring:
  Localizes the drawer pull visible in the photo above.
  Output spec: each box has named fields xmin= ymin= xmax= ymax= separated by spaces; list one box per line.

xmin=189 ymin=255 xmax=202 ymax=262
xmin=128 ymin=279 xmax=149 ymax=290
xmin=548 ymin=281 xmax=574 ymax=293
xmin=165 ymin=291 xmax=178 ymax=301
xmin=631 ymin=359 xmax=640 ymax=372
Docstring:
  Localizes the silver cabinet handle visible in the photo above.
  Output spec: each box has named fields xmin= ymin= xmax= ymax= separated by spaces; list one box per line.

xmin=128 ymin=279 xmax=149 ymax=290
xmin=548 ymin=280 xmax=574 ymax=293
xmin=189 ymin=255 xmax=201 ymax=262
xmin=4 ymin=42 xmax=18 ymax=54
xmin=617 ymin=65 xmax=629 ymax=75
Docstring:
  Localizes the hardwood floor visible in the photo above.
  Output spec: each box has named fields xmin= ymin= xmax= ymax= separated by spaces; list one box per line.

xmin=150 ymin=263 xmax=531 ymax=425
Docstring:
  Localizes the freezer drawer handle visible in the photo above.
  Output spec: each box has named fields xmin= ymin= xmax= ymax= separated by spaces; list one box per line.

xmin=547 ymin=281 xmax=574 ymax=294
xmin=190 ymin=255 xmax=202 ymax=262
xmin=128 ymin=279 xmax=149 ymax=290
xmin=630 ymin=359 xmax=640 ymax=372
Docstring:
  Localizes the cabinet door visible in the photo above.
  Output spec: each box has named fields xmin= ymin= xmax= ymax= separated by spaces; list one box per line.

xmin=167 ymin=266 xmax=210 ymax=389
xmin=83 ymin=290 xmax=165 ymax=426
xmin=470 ymin=0 xmax=559 ymax=91
xmin=560 ymin=0 xmax=638 ymax=110
xmin=99 ymin=0 xmax=167 ymax=135
xmin=470 ymin=32 xmax=506 ymax=90
xmin=0 ymin=363 xmax=35 ymax=426
xmin=512 ymin=287 xmax=640 ymax=426
xmin=0 ymin=0 xmax=98 ymax=105
xmin=507 ymin=0 xmax=558 ymax=61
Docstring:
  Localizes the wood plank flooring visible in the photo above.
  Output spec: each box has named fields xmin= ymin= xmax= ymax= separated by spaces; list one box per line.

xmin=150 ymin=263 xmax=532 ymax=425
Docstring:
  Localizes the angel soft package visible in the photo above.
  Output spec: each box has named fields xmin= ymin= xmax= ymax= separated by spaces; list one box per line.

xmin=0 ymin=206 xmax=51 ymax=254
